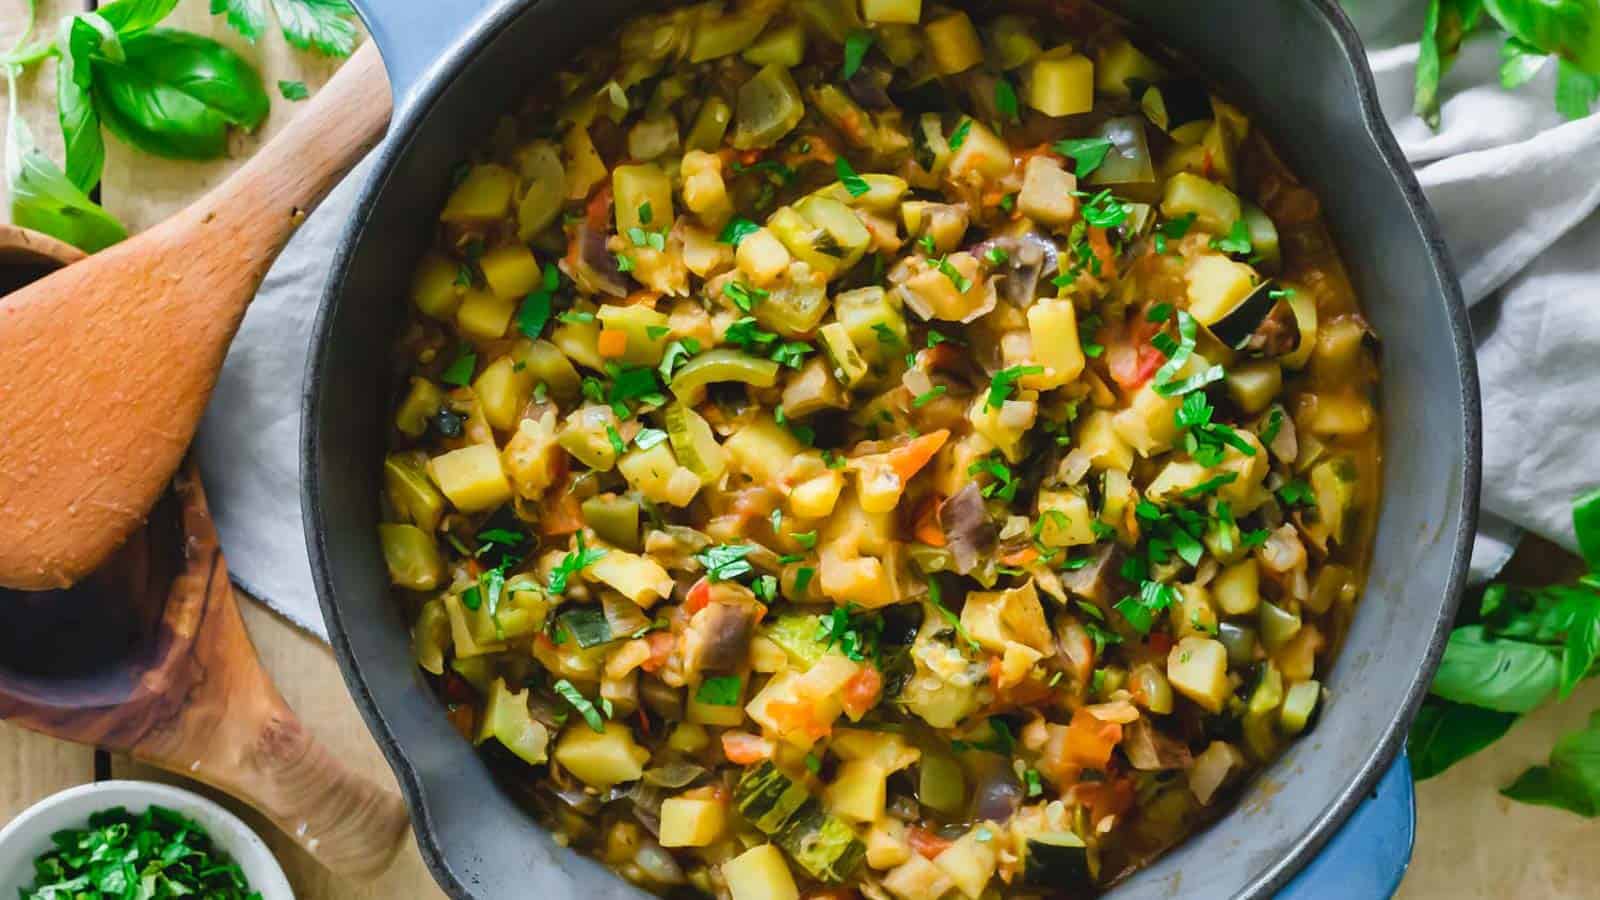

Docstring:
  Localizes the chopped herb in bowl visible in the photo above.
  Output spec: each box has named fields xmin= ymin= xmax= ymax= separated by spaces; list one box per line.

xmin=20 ymin=805 xmax=262 ymax=900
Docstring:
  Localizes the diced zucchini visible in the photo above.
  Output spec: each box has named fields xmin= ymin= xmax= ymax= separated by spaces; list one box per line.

xmin=985 ymin=14 xmax=1041 ymax=69
xmin=685 ymin=95 xmax=734 ymax=152
xmin=756 ymin=272 xmax=830 ymax=336
xmin=596 ymin=303 xmax=671 ymax=367
xmin=476 ymin=678 xmax=551 ymax=766
xmin=563 ymin=124 xmax=607 ymax=200
xmin=428 ymin=444 xmax=513 ymax=513
xmin=665 ymin=403 xmax=728 ymax=484
xmin=613 ymin=163 xmax=674 ymax=234
xmin=1167 ymin=636 xmax=1229 ymax=713
xmin=412 ymin=253 xmax=464 ymax=320
xmin=1022 ymin=832 xmax=1090 ymax=887
xmin=1280 ymin=680 xmax=1322 ymax=735
xmin=691 ymin=8 xmax=773 ymax=62
xmin=765 ymin=613 xmax=829 ymax=666
xmin=444 ymin=592 xmax=506 ymax=658
xmin=736 ymin=760 xmax=814 ymax=833
xmin=441 ymin=163 xmax=516 ymax=224
xmin=455 ymin=288 xmax=516 ymax=342
xmin=733 ymin=64 xmax=807 ymax=150
xmin=411 ymin=597 xmax=450 ymax=675
xmin=589 ymin=549 xmax=675 ymax=608
xmin=515 ymin=339 xmax=583 ymax=402
xmin=743 ymin=22 xmax=807 ymax=67
xmin=793 ymin=0 xmax=861 ymax=42
xmin=558 ymin=405 xmax=621 ymax=471
xmin=552 ymin=721 xmax=650 ymax=788
xmin=1160 ymin=172 xmax=1241 ymax=235
xmin=835 ymin=286 xmax=905 ymax=362
xmin=669 ymin=348 xmax=781 ymax=404
xmin=378 ymin=524 xmax=443 ymax=590
xmin=796 ymin=195 xmax=872 ymax=277
xmin=818 ymin=322 xmax=869 ymax=388
xmin=660 ymin=796 xmax=728 ymax=847
xmin=1310 ymin=456 xmax=1360 ymax=544
xmin=1026 ymin=47 xmax=1094 ymax=117
xmin=776 ymin=801 xmax=867 ymax=883
xmin=916 ymin=752 xmax=965 ymax=815
xmin=384 ymin=453 xmax=446 ymax=532
xmin=723 ymin=844 xmax=799 ymax=900
xmin=582 ymin=494 xmax=640 ymax=550
xmin=924 ymin=11 xmax=982 ymax=73
xmin=780 ymin=357 xmax=846 ymax=418
xmin=1243 ymin=662 xmax=1285 ymax=759
xmin=1096 ymin=37 xmax=1165 ymax=97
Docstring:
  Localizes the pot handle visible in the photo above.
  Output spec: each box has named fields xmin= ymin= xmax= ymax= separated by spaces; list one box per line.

xmin=1278 ymin=752 xmax=1415 ymax=898
xmin=348 ymin=0 xmax=500 ymax=109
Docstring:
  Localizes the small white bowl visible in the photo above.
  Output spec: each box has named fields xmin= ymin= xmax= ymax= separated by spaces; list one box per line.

xmin=0 ymin=780 xmax=294 ymax=898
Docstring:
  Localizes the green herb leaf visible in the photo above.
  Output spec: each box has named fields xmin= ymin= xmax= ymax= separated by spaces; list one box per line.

xmin=6 ymin=71 xmax=127 ymax=252
xmin=440 ymin=346 xmax=477 ymax=386
xmin=635 ymin=427 xmax=669 ymax=449
xmin=270 ymin=0 xmax=359 ymax=56
xmin=835 ymin=155 xmax=871 ymax=197
xmin=1432 ymin=625 xmax=1561 ymax=713
xmin=1555 ymin=58 xmax=1600 ymax=119
xmin=1499 ymin=35 xmax=1549 ymax=87
xmin=56 ymin=19 xmax=103 ymax=194
xmin=554 ymin=678 xmax=607 ymax=732
xmin=518 ymin=287 xmax=552 ymax=338
xmin=548 ymin=531 xmax=607 ymax=595
xmin=696 ymin=543 xmax=755 ymax=581
xmin=1575 ymin=487 xmax=1600 ymax=570
xmin=1501 ymin=708 xmax=1600 ymax=815
xmin=659 ymin=337 xmax=701 ymax=382
xmin=718 ymin=216 xmax=760 ymax=246
xmin=1210 ymin=219 xmax=1254 ymax=255
xmin=986 ymin=365 xmax=1044 ymax=410
xmin=695 ymin=674 xmax=744 ymax=706
xmin=1414 ymin=0 xmax=1483 ymax=128
xmin=278 ymin=78 xmax=310 ymax=100
xmin=1409 ymin=697 xmax=1520 ymax=780
xmin=995 ymin=77 xmax=1019 ymax=123
xmin=912 ymin=385 xmax=947 ymax=408
xmin=948 ymin=118 xmax=972 ymax=150
xmin=1052 ymin=136 xmax=1113 ymax=178
xmin=842 ymin=29 xmax=874 ymax=79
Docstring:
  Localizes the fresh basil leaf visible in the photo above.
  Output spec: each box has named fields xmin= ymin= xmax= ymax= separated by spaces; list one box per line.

xmin=1409 ymin=697 xmax=1519 ymax=780
xmin=91 ymin=29 xmax=269 ymax=160
xmin=270 ymin=0 xmax=360 ymax=57
xmin=1576 ymin=486 xmax=1600 ymax=571
xmin=210 ymin=0 xmax=268 ymax=42
xmin=55 ymin=19 xmax=103 ymax=193
xmin=4 ymin=75 xmax=127 ymax=252
xmin=1415 ymin=0 xmax=1485 ymax=128
xmin=98 ymin=0 xmax=181 ymax=35
xmin=72 ymin=11 xmax=125 ymax=61
xmin=1555 ymin=57 xmax=1600 ymax=119
xmin=1482 ymin=0 xmax=1600 ymax=73
xmin=841 ymin=29 xmax=873 ymax=80
xmin=1502 ymin=708 xmax=1600 ymax=816
xmin=1431 ymin=624 xmax=1561 ymax=713
xmin=1052 ymin=136 xmax=1113 ymax=178
xmin=278 ymin=79 xmax=309 ymax=100
xmin=1499 ymin=35 xmax=1549 ymax=87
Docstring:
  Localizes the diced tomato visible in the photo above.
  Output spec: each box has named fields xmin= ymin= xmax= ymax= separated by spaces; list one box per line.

xmin=584 ymin=183 xmax=613 ymax=231
xmin=1147 ymin=632 xmax=1175 ymax=656
xmin=685 ymin=578 xmax=712 ymax=614
xmin=640 ymin=631 xmax=677 ymax=673
xmin=803 ymin=890 xmax=859 ymax=900
xmin=1107 ymin=314 xmax=1167 ymax=392
xmin=842 ymin=666 xmax=883 ymax=719
xmin=1088 ymin=226 xmax=1118 ymax=280
xmin=912 ymin=493 xmax=947 ymax=547
xmin=999 ymin=546 xmax=1039 ymax=566
xmin=538 ymin=489 xmax=584 ymax=537
xmin=721 ymin=731 xmax=775 ymax=765
xmin=597 ymin=328 xmax=628 ymax=358
xmin=887 ymin=429 xmax=949 ymax=482
xmin=906 ymin=826 xmax=953 ymax=860
xmin=1072 ymin=774 xmax=1135 ymax=825
xmin=1064 ymin=706 xmax=1123 ymax=769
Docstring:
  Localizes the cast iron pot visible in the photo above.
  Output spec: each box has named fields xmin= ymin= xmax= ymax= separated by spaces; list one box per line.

xmin=304 ymin=1 xmax=1481 ymax=896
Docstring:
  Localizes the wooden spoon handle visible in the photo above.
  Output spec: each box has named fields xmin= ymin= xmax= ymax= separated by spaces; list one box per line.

xmin=0 ymin=42 xmax=391 ymax=591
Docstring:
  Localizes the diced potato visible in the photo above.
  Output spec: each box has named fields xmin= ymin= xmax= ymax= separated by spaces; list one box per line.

xmin=743 ymin=22 xmax=807 ymax=67
xmin=723 ymin=844 xmax=799 ymax=900
xmin=1144 ymin=459 xmax=1212 ymax=503
xmin=1018 ymin=156 xmax=1079 ymax=226
xmin=479 ymin=243 xmax=541 ymax=299
xmin=455 ymin=288 xmax=516 ymax=342
xmin=564 ymin=124 xmax=607 ymax=200
xmin=443 ymin=592 xmax=506 ymax=658
xmin=1185 ymin=255 xmax=1257 ymax=326
xmin=1036 ymin=490 xmax=1097 ymax=547
xmin=613 ymin=163 xmax=675 ymax=234
xmin=588 ymin=549 xmax=675 ymax=608
xmin=825 ymin=759 xmax=888 ymax=824
xmin=1306 ymin=391 xmax=1375 ymax=436
xmin=596 ymin=303 xmax=671 ymax=367
xmin=476 ymin=678 xmax=550 ymax=766
xmin=863 ymin=0 xmax=921 ymax=24
xmin=903 ymin=253 xmax=989 ymax=321
xmin=725 ymin=415 xmax=804 ymax=484
xmin=815 ymin=173 xmax=909 ymax=213
xmin=681 ymin=149 xmax=733 ymax=228
xmin=1027 ymin=47 xmax=1094 ymax=117
xmin=790 ymin=470 xmax=845 ymax=518
xmin=947 ymin=120 xmax=1011 ymax=181
xmin=1173 ymin=584 xmax=1219 ymax=639
xmin=1027 ymin=298 xmax=1085 ymax=386
xmin=866 ymin=821 xmax=913 ymax=870
xmin=924 ymin=11 xmax=982 ymax=73
xmin=619 ymin=442 xmax=702 ymax=507
xmin=668 ymin=722 xmax=710 ymax=754
xmin=412 ymin=252 xmax=464 ymax=320
xmin=1214 ymin=558 xmax=1261 ymax=616
xmin=900 ymin=200 xmax=967 ymax=251
xmin=558 ymin=404 xmax=621 ymax=471
xmin=960 ymin=581 xmax=1052 ymax=653
xmin=553 ymin=721 xmax=651 ymax=789
xmin=736 ymin=227 xmax=793 ymax=285
xmin=1161 ymin=172 xmax=1242 ymax=234
xmin=473 ymin=356 xmax=535 ymax=431
xmin=441 ymin=163 xmax=516 ymax=224
xmin=836 ymin=286 xmax=907 ymax=361
xmin=1226 ymin=360 xmax=1282 ymax=414
xmin=1112 ymin=382 xmax=1184 ymax=457
xmin=885 ymin=853 xmax=955 ymax=900
xmin=428 ymin=444 xmax=513 ymax=513
xmin=1076 ymin=409 xmax=1134 ymax=472
xmin=831 ymin=729 xmax=921 ymax=772
xmin=933 ymin=829 xmax=998 ymax=900
xmin=968 ymin=395 xmax=1036 ymax=463
xmin=985 ymin=14 xmax=1041 ymax=70
xmin=378 ymin=524 xmax=443 ymax=590
xmin=516 ymin=140 xmax=565 ymax=240
xmin=1168 ymin=636 xmax=1230 ymax=713
xmin=659 ymin=796 xmax=728 ymax=847
xmin=1097 ymin=37 xmax=1165 ymax=97
xmin=550 ymin=307 xmax=606 ymax=372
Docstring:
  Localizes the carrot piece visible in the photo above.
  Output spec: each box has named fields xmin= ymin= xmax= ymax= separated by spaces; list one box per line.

xmin=538 ymin=490 xmax=584 ymax=537
xmin=841 ymin=666 xmax=883 ymax=720
xmin=887 ymin=429 xmax=949 ymax=483
xmin=1088 ymin=226 xmax=1118 ymax=280
xmin=999 ymin=546 xmax=1039 ymax=566
xmin=684 ymin=577 xmax=713 ymax=614
xmin=906 ymin=826 xmax=953 ymax=859
xmin=722 ymin=731 xmax=775 ymax=765
xmin=597 ymin=328 xmax=628 ymax=358
xmin=1064 ymin=706 xmax=1123 ymax=769
xmin=913 ymin=493 xmax=947 ymax=547
xmin=640 ymin=631 xmax=677 ymax=673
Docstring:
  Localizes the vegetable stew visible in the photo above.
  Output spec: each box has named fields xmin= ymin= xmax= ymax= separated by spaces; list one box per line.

xmin=379 ymin=1 xmax=1382 ymax=896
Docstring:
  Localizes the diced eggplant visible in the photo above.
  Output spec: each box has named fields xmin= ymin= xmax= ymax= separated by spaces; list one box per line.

xmin=939 ymin=483 xmax=995 ymax=575
xmin=683 ymin=598 xmax=759 ymax=674
xmin=1022 ymin=832 xmax=1091 ymax=886
xmin=1206 ymin=279 xmax=1282 ymax=349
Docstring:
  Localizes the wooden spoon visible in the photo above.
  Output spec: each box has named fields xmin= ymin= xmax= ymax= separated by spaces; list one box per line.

xmin=0 ymin=42 xmax=392 ymax=591
xmin=0 ymin=225 xmax=409 ymax=878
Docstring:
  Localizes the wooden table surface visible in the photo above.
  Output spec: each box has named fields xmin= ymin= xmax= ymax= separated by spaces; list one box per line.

xmin=1 ymin=2 xmax=1596 ymax=897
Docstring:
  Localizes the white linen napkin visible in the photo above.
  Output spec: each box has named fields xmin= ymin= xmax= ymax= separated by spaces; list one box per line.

xmin=196 ymin=15 xmax=1598 ymax=638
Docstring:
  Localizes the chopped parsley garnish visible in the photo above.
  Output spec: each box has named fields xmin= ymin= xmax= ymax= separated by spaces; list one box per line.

xmin=627 ymin=225 xmax=667 ymax=251
xmin=1147 ymin=302 xmax=1174 ymax=322
xmin=638 ymin=201 xmax=653 ymax=225
xmin=986 ymin=365 xmax=1044 ymax=410
xmin=917 ymin=233 xmax=937 ymax=255
xmin=1079 ymin=189 xmax=1131 ymax=229
xmin=995 ymin=77 xmax=1020 ymax=123
xmin=646 ymin=324 xmax=672 ymax=340
xmin=948 ymin=118 xmax=972 ymax=150
xmin=553 ymin=678 xmax=606 ymax=732
xmin=952 ymin=718 xmax=1016 ymax=754
xmin=984 ymin=246 xmax=1009 ymax=266
xmin=559 ymin=310 xmax=596 ymax=325
xmin=605 ymin=424 xmax=626 ymax=456
xmin=1159 ymin=212 xmax=1197 ymax=240
xmin=1183 ymin=472 xmax=1239 ymax=497
xmin=725 ymin=316 xmax=780 ymax=352
xmin=1278 ymin=479 xmax=1317 ymax=507
xmin=723 ymin=280 xmax=769 ymax=312
xmin=805 ymin=753 xmax=823 ymax=774
xmin=634 ymin=427 xmax=670 ymax=449
xmin=968 ymin=454 xmax=1019 ymax=501
xmin=695 ymin=674 xmax=744 ymax=706
xmin=795 ymin=566 xmax=816 ymax=594
xmin=999 ymin=193 xmax=1016 ymax=213
xmin=793 ymin=530 xmax=819 ymax=549
xmin=842 ymin=29 xmax=874 ymax=79
xmin=928 ymin=577 xmax=980 ymax=653
xmin=912 ymin=385 xmax=947 ymax=408
xmin=935 ymin=256 xmax=972 ymax=293
xmin=697 ymin=543 xmax=756 ymax=581
xmin=615 ymin=253 xmax=634 ymax=272
xmin=1210 ymin=219 xmax=1254 ymax=256
xmin=548 ymin=531 xmax=607 ymax=595
xmin=770 ymin=341 xmax=813 ymax=369
xmin=440 ymin=345 xmax=477 ymax=386
xmin=1261 ymin=408 xmax=1285 ymax=445
xmin=1052 ymin=136 xmax=1114 ymax=177
xmin=1115 ymin=580 xmax=1180 ymax=634
xmin=1176 ymin=392 xmax=1257 ymax=467
xmin=18 ymin=805 xmax=262 ymax=900
xmin=1152 ymin=310 xmax=1224 ymax=397
xmin=718 ymin=217 xmax=761 ymax=246
xmin=659 ymin=337 xmax=702 ymax=382
xmin=836 ymin=156 xmax=871 ymax=197
xmin=753 ymin=574 xmax=779 ymax=604
xmin=1079 ymin=314 xmax=1105 ymax=358
xmin=818 ymin=604 xmax=882 ymax=662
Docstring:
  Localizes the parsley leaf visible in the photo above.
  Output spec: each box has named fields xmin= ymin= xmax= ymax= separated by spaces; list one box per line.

xmin=697 ymin=544 xmax=755 ymax=581
xmin=995 ymin=77 xmax=1020 ymax=123
xmin=269 ymin=0 xmax=360 ymax=57
xmin=842 ymin=29 xmax=874 ymax=79
xmin=695 ymin=674 xmax=744 ymax=706
xmin=718 ymin=216 xmax=761 ymax=246
xmin=659 ymin=337 xmax=701 ymax=382
xmin=836 ymin=156 xmax=871 ymax=197
xmin=278 ymin=79 xmax=310 ymax=101
xmin=987 ymin=365 xmax=1044 ymax=410
xmin=548 ymin=531 xmax=607 ymax=595
xmin=948 ymin=118 xmax=972 ymax=150
xmin=1053 ymin=136 xmax=1114 ymax=177
xmin=1210 ymin=219 xmax=1254 ymax=255
xmin=440 ymin=346 xmax=476 ymax=386
xmin=553 ymin=678 xmax=607 ymax=732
